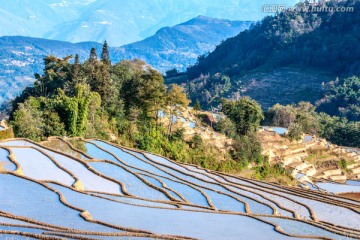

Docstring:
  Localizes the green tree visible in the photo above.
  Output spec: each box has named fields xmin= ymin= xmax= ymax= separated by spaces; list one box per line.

xmin=265 ymin=102 xmax=319 ymax=134
xmin=65 ymin=54 xmax=82 ymax=95
xmin=101 ymin=41 xmax=111 ymax=65
xmin=139 ymin=69 xmax=166 ymax=128
xmin=288 ymin=123 xmax=303 ymax=141
xmin=43 ymin=109 xmax=66 ymax=137
xmin=72 ymin=54 xmax=80 ymax=82
xmin=88 ymin=43 xmax=113 ymax=108
xmin=194 ymin=99 xmax=201 ymax=112
xmin=34 ymin=55 xmax=73 ymax=97
xmin=57 ymin=84 xmax=100 ymax=136
xmin=89 ymin=47 xmax=98 ymax=63
xmin=266 ymin=103 xmax=296 ymax=127
xmin=166 ymin=84 xmax=190 ymax=136
xmin=232 ymin=133 xmax=263 ymax=166
xmin=221 ymin=97 xmax=264 ymax=135
xmin=214 ymin=117 xmax=236 ymax=138
xmin=88 ymin=48 xmax=98 ymax=82
xmin=11 ymin=97 xmax=44 ymax=141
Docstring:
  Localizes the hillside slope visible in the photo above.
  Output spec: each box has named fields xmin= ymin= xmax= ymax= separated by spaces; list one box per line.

xmin=183 ymin=0 xmax=360 ymax=109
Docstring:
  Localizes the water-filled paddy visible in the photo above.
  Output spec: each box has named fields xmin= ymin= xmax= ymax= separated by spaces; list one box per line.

xmin=262 ymin=126 xmax=288 ymax=135
xmin=0 ymin=140 xmax=37 ymax=147
xmin=90 ymin=161 xmax=169 ymax=200
xmin=10 ymin=147 xmax=75 ymax=185
xmin=158 ymin=110 xmax=196 ymax=128
xmin=47 ymin=183 xmax=291 ymax=239
xmin=316 ymin=181 xmax=360 ymax=194
xmin=1 ymin=138 xmax=360 ymax=239
xmin=0 ymin=148 xmax=15 ymax=171
xmin=38 ymin=147 xmax=122 ymax=194
xmin=0 ymin=174 xmax=120 ymax=232
xmin=259 ymin=217 xmax=355 ymax=240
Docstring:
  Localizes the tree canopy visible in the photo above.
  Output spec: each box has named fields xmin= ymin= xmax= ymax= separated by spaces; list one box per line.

xmin=221 ymin=97 xmax=264 ymax=135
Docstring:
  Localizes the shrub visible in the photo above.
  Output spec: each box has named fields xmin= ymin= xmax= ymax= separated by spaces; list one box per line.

xmin=0 ymin=127 xmax=14 ymax=140
xmin=253 ymin=161 xmax=292 ymax=181
xmin=287 ymin=123 xmax=303 ymax=141
xmin=338 ymin=159 xmax=348 ymax=170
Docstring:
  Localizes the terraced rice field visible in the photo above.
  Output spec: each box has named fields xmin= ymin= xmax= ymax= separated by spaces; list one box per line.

xmin=0 ymin=138 xmax=360 ymax=239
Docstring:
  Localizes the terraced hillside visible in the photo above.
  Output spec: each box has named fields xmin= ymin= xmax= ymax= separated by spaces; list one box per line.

xmin=0 ymin=137 xmax=360 ymax=239
xmin=260 ymin=128 xmax=360 ymax=195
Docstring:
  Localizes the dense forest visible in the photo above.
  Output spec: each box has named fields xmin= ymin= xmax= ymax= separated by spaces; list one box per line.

xmin=316 ymin=76 xmax=360 ymax=121
xmin=181 ymin=0 xmax=360 ymax=110
xmin=263 ymin=83 xmax=360 ymax=148
xmin=187 ymin=0 xmax=359 ymax=78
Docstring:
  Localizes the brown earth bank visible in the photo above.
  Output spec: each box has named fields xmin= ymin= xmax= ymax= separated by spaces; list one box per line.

xmin=339 ymin=192 xmax=360 ymax=201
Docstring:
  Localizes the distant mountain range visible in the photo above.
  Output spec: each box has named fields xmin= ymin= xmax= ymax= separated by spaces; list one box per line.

xmin=0 ymin=0 xmax=300 ymax=46
xmin=115 ymin=16 xmax=252 ymax=71
xmin=0 ymin=16 xmax=251 ymax=104
xmin=179 ymin=0 xmax=360 ymax=110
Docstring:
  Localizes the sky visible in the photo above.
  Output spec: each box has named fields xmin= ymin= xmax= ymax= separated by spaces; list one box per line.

xmin=0 ymin=0 xmax=301 ymax=45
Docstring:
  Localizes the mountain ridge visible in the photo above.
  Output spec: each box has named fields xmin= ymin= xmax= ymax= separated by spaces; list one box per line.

xmin=0 ymin=16 xmax=251 ymax=104
xmin=0 ymin=0 xmax=300 ymax=46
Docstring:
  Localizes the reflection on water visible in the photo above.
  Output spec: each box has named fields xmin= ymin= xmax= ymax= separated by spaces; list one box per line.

xmin=42 ymin=139 xmax=88 ymax=159
xmin=316 ymin=181 xmax=360 ymax=194
xmin=0 ymin=148 xmax=16 ymax=171
xmin=303 ymin=135 xmax=313 ymax=143
xmin=262 ymin=126 xmax=288 ymax=135
xmin=158 ymin=110 xmax=196 ymax=128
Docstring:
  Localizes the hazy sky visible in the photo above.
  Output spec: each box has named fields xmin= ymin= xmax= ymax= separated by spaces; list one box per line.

xmin=0 ymin=0 xmax=301 ymax=45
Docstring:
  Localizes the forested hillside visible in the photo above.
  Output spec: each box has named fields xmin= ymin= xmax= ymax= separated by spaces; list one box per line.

xmin=183 ymin=0 xmax=360 ymax=110
xmin=317 ymin=76 xmax=360 ymax=121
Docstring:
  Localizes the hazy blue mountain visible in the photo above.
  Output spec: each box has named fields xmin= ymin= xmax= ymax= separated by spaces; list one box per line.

xmin=0 ymin=16 xmax=250 ymax=103
xmin=114 ymin=16 xmax=252 ymax=71
xmin=0 ymin=0 xmax=300 ymax=46
xmin=0 ymin=0 xmax=92 ymax=38
xmin=0 ymin=36 xmax=102 ymax=103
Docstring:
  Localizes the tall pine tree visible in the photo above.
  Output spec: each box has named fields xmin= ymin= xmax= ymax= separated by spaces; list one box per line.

xmin=101 ymin=41 xmax=111 ymax=65
xmin=72 ymin=54 xmax=80 ymax=83
xmin=194 ymin=99 xmax=201 ymax=112
xmin=89 ymin=48 xmax=97 ymax=63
